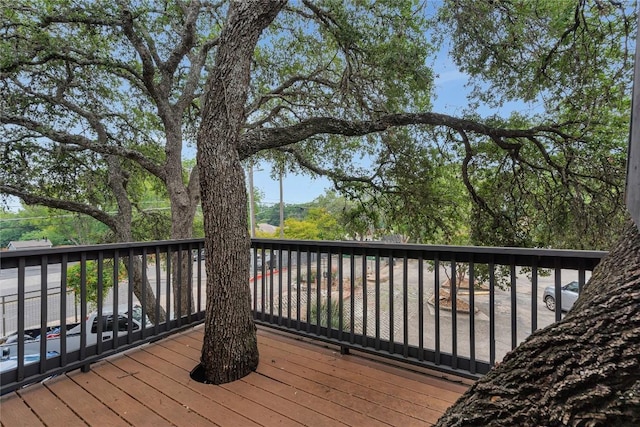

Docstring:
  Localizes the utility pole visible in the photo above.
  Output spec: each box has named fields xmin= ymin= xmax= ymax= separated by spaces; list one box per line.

xmin=248 ymin=164 xmax=257 ymax=238
xmin=279 ymin=170 xmax=284 ymax=238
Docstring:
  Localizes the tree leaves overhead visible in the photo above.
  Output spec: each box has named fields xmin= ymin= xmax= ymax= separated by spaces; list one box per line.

xmin=1 ymin=0 xmax=634 ymax=250
xmin=433 ymin=0 xmax=633 ymax=248
xmin=249 ymin=0 xmax=434 ymax=127
xmin=439 ymin=0 xmax=634 ymax=110
xmin=0 ymin=0 xmax=216 ymax=239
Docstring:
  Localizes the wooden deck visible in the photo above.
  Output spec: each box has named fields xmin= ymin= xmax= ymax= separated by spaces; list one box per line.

xmin=1 ymin=326 xmax=471 ymax=426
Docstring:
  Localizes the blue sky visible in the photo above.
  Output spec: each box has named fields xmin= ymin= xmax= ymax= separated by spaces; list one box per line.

xmin=252 ymin=56 xmax=471 ymax=206
xmin=253 ymin=47 xmax=544 ymax=206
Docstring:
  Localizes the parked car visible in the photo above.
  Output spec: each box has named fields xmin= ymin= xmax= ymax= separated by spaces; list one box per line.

xmin=543 ymin=280 xmax=580 ymax=311
xmin=1 ymin=306 xmax=147 ymax=373
xmin=193 ymin=249 xmax=205 ymax=261
xmin=250 ymin=252 xmax=275 ymax=269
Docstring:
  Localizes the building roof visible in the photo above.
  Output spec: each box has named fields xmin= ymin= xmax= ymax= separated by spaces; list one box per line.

xmin=257 ymin=223 xmax=278 ymax=234
xmin=7 ymin=239 xmax=53 ymax=250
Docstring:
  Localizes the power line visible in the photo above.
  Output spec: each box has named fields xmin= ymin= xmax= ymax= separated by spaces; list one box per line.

xmin=0 ymin=207 xmax=173 ymax=223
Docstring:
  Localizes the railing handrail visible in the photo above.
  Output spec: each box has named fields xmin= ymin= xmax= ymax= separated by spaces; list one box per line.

xmin=252 ymin=238 xmax=606 ymax=270
xmin=0 ymin=239 xmax=205 ymax=268
xmin=0 ymin=238 xmax=607 ymax=260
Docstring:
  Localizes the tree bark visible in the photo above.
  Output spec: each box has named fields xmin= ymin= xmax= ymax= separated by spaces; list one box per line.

xmin=129 ymin=255 xmax=166 ymax=324
xmin=166 ymin=125 xmax=198 ymax=318
xmin=196 ymin=0 xmax=286 ymax=384
xmin=436 ymin=220 xmax=640 ymax=426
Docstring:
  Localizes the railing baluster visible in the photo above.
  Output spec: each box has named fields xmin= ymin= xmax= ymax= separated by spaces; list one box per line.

xmin=531 ymin=258 xmax=538 ymax=333
xmin=306 ymin=250 xmax=311 ymax=334
xmin=261 ymin=247 xmax=267 ymax=323
xmin=388 ymin=253 xmax=394 ymax=352
xmin=350 ymin=252 xmax=356 ymax=344
xmin=469 ymin=258 xmax=476 ymax=375
xmin=374 ymin=252 xmax=380 ymax=351
xmin=362 ymin=253 xmax=368 ymax=339
xmin=489 ymin=260 xmax=496 ymax=367
xmin=166 ymin=247 xmax=172 ymax=326
xmin=434 ymin=254 xmax=440 ymax=366
xmin=196 ymin=244 xmax=202 ymax=318
xmin=113 ymin=250 xmax=120 ymax=349
xmin=338 ymin=249 xmax=344 ymax=342
xmin=252 ymin=246 xmax=258 ymax=317
xmin=155 ymin=247 xmax=161 ymax=335
xmin=451 ymin=258 xmax=457 ymax=370
xmin=296 ymin=248 xmax=302 ymax=330
xmin=140 ymin=248 xmax=146 ymax=340
xmin=39 ymin=255 xmax=47 ymax=374
xmin=269 ymin=246 xmax=275 ymax=323
xmin=80 ymin=252 xmax=88 ymax=371
xmin=272 ymin=249 xmax=282 ymax=325
xmin=403 ymin=253 xmax=409 ymax=358
xmin=418 ymin=255 xmax=424 ymax=362
xmin=17 ymin=257 xmax=25 ymax=381
xmin=327 ymin=250 xmax=333 ymax=339
xmin=315 ymin=248 xmax=321 ymax=334
xmin=554 ymin=259 xmax=562 ymax=322
xmin=60 ymin=254 xmax=68 ymax=367
xmin=175 ymin=245 xmax=182 ymax=327
xmin=128 ymin=249 xmax=134 ymax=341
xmin=287 ymin=248 xmax=292 ymax=329
xmin=97 ymin=252 xmax=104 ymax=354
xmin=510 ymin=257 xmax=517 ymax=350
xmin=187 ymin=245 xmax=192 ymax=324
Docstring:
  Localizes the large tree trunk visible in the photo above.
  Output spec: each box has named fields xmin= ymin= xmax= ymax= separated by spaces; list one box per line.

xmin=436 ymin=220 xmax=640 ymax=426
xmin=129 ymin=256 xmax=166 ymax=324
xmin=108 ymin=156 xmax=167 ymax=325
xmin=196 ymin=0 xmax=286 ymax=384
xmin=167 ymin=127 xmax=199 ymax=319
xmin=168 ymin=210 xmax=198 ymax=325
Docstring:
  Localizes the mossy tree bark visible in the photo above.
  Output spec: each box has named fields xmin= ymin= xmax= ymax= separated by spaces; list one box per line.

xmin=436 ymin=220 xmax=640 ymax=426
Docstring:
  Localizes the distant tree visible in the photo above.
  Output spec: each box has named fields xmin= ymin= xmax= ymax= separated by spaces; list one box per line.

xmin=283 ymin=207 xmax=344 ymax=240
xmin=255 ymin=203 xmax=308 ymax=226
xmin=0 ymin=205 xmax=110 ymax=247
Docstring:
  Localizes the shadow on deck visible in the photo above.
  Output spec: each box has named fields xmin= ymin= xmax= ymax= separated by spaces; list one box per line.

xmin=1 ymin=326 xmax=472 ymax=426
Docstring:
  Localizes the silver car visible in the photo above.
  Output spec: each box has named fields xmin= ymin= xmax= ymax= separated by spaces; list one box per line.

xmin=543 ymin=280 xmax=580 ymax=311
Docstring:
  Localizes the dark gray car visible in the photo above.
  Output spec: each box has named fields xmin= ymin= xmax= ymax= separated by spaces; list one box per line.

xmin=543 ymin=280 xmax=580 ymax=311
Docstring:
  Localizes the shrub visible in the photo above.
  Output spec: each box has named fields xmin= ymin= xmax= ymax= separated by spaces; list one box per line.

xmin=310 ymin=298 xmax=350 ymax=330
xmin=66 ymin=260 xmax=119 ymax=307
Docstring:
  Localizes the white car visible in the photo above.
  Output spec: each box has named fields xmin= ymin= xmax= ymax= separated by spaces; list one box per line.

xmin=543 ymin=281 xmax=580 ymax=311
xmin=1 ymin=307 xmax=145 ymax=373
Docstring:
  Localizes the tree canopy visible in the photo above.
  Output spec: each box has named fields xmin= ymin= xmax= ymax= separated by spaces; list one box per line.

xmin=1 ymin=0 xmax=633 ymax=250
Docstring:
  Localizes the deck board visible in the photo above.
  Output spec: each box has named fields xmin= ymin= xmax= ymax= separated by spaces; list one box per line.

xmin=0 ymin=392 xmax=44 ymax=427
xmin=66 ymin=369 xmax=173 ymax=427
xmin=1 ymin=326 xmax=471 ymax=427
xmin=16 ymin=381 xmax=86 ymax=427
xmin=45 ymin=373 xmax=129 ymax=427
